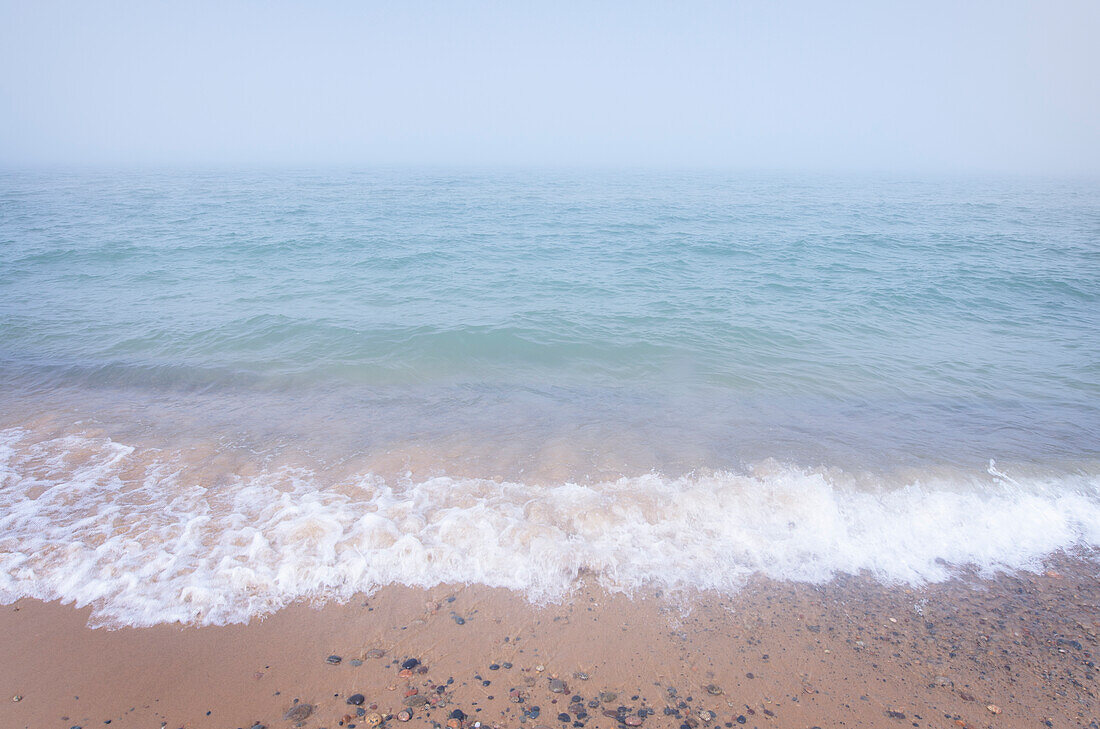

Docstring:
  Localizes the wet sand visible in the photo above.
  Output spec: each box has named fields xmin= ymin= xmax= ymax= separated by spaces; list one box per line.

xmin=1 ymin=556 xmax=1097 ymax=729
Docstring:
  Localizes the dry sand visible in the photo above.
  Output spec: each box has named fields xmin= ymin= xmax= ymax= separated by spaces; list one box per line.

xmin=1 ymin=556 xmax=1097 ymax=729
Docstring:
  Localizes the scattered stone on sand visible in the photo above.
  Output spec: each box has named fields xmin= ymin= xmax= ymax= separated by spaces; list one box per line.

xmin=624 ymin=716 xmax=644 ymax=726
xmin=11 ymin=695 xmax=22 ymax=702
xmin=398 ymin=709 xmax=413 ymax=722
xmin=598 ymin=691 xmax=617 ymax=703
xmin=365 ymin=711 xmax=383 ymax=727
xmin=401 ymin=658 xmax=421 ymax=670
xmin=326 ymin=654 xmax=342 ymax=665
xmin=366 ymin=649 xmax=386 ymax=659
xmin=705 ymin=683 xmax=722 ymax=695
xmin=549 ymin=678 xmax=568 ymax=693
xmin=573 ymin=671 xmax=589 ymax=680
xmin=987 ymin=704 xmax=1002 ymax=714
xmin=350 ymin=659 xmax=363 ymax=667
xmin=884 ymin=709 xmax=906 ymax=720
xmin=347 ymin=693 xmax=366 ymax=706
xmin=404 ymin=694 xmax=429 ymax=708
xmin=283 ymin=703 xmax=313 ymax=722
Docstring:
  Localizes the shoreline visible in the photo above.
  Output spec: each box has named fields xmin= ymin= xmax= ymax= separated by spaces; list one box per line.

xmin=2 ymin=556 xmax=1098 ymax=729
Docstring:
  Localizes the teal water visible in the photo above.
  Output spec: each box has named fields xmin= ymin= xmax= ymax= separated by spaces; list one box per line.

xmin=1 ymin=169 xmax=1099 ymax=626
xmin=2 ymin=169 xmax=1097 ymax=467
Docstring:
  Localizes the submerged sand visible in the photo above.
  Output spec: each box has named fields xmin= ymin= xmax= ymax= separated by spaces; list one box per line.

xmin=1 ymin=556 xmax=1098 ymax=729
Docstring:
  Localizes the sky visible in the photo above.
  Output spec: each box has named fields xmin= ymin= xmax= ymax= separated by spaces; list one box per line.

xmin=1 ymin=1 xmax=1098 ymax=172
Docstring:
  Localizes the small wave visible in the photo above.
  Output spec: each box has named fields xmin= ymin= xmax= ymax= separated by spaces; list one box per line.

xmin=0 ymin=427 xmax=1098 ymax=628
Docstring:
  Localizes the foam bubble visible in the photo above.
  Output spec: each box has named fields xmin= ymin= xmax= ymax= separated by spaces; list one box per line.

xmin=0 ymin=427 xmax=1098 ymax=627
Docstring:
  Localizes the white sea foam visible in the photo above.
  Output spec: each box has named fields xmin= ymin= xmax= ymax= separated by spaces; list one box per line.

xmin=0 ymin=427 xmax=1098 ymax=628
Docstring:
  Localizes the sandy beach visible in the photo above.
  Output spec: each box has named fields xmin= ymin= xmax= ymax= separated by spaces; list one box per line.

xmin=2 ymin=555 xmax=1097 ymax=729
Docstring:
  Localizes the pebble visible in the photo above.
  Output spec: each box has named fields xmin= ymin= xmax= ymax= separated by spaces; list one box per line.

xmin=284 ymin=703 xmax=314 ymax=722
xmin=404 ymin=695 xmax=429 ymax=708
xmin=348 ymin=694 xmax=366 ymax=706
xmin=557 ymin=713 xmax=571 ymax=722
xmin=350 ymin=659 xmax=364 ymax=667
xmin=366 ymin=649 xmax=386 ymax=659
xmin=705 ymin=684 xmax=723 ymax=696
xmin=326 ymin=655 xmax=343 ymax=665
xmin=11 ymin=695 xmax=22 ymax=702
xmin=573 ymin=671 xmax=589 ymax=681
xmin=401 ymin=658 xmax=421 ymax=670
xmin=366 ymin=712 xmax=383 ymax=727
xmin=549 ymin=678 xmax=568 ymax=693
xmin=987 ymin=704 xmax=1002 ymax=715
xmin=398 ymin=710 xmax=413 ymax=722
xmin=624 ymin=717 xmax=643 ymax=726
xmin=598 ymin=691 xmax=617 ymax=703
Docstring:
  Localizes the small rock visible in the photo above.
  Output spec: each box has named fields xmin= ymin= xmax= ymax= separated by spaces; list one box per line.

xmin=573 ymin=671 xmax=589 ymax=681
xmin=489 ymin=664 xmax=501 ymax=670
xmin=598 ymin=691 xmax=617 ymax=703
xmin=624 ymin=716 xmax=644 ymax=726
xmin=557 ymin=713 xmax=571 ymax=723
xmin=365 ymin=711 xmax=383 ymax=727
xmin=398 ymin=710 xmax=413 ymax=722
xmin=284 ymin=704 xmax=314 ymax=722
xmin=326 ymin=655 xmax=343 ymax=665
xmin=404 ymin=695 xmax=429 ymax=708
xmin=705 ymin=684 xmax=723 ymax=696
xmin=987 ymin=704 xmax=1001 ymax=715
xmin=884 ymin=710 xmax=906 ymax=720
xmin=549 ymin=678 xmax=568 ymax=693
xmin=366 ymin=649 xmax=386 ymax=659
xmin=348 ymin=694 xmax=366 ymax=706
xmin=401 ymin=658 xmax=421 ymax=670
xmin=11 ymin=695 xmax=22 ymax=702
xmin=351 ymin=659 xmax=364 ymax=667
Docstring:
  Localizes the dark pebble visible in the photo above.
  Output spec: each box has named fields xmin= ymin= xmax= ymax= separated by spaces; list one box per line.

xmin=489 ymin=664 xmax=501 ymax=670
xmin=558 ymin=713 xmax=571 ymax=723
xmin=284 ymin=704 xmax=314 ymax=722
xmin=450 ymin=709 xmax=467 ymax=721
xmin=401 ymin=658 xmax=421 ymax=670
xmin=454 ymin=615 xmax=466 ymax=625
xmin=736 ymin=717 xmax=746 ymax=725
xmin=348 ymin=694 xmax=366 ymax=706
xmin=502 ymin=662 xmax=513 ymax=669
xmin=326 ymin=655 xmax=343 ymax=665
